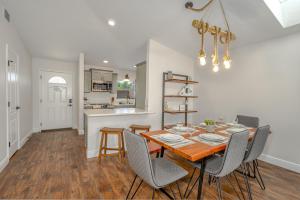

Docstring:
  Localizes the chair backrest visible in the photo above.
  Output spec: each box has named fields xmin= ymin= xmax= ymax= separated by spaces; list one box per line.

xmin=237 ymin=115 xmax=259 ymax=128
xmin=124 ymin=130 xmax=158 ymax=188
xmin=215 ymin=130 xmax=249 ymax=177
xmin=244 ymin=125 xmax=270 ymax=163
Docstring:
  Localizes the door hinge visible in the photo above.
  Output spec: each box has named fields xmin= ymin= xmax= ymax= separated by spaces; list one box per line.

xmin=40 ymin=75 xmax=42 ymax=79
xmin=9 ymin=142 xmax=11 ymax=148
xmin=40 ymin=122 xmax=43 ymax=127
xmin=8 ymin=101 xmax=10 ymax=107
xmin=40 ymin=99 xmax=43 ymax=103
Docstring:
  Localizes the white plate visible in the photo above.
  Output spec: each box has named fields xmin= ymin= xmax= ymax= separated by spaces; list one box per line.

xmin=160 ymin=134 xmax=184 ymax=142
xmin=172 ymin=126 xmax=196 ymax=132
xmin=226 ymin=128 xmax=247 ymax=133
xmin=198 ymin=134 xmax=226 ymax=142
xmin=199 ymin=123 xmax=207 ymax=127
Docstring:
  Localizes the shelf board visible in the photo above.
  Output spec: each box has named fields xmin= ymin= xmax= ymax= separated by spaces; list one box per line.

xmin=165 ymin=79 xmax=198 ymax=84
xmin=164 ymin=95 xmax=198 ymax=98
xmin=164 ymin=110 xmax=198 ymax=114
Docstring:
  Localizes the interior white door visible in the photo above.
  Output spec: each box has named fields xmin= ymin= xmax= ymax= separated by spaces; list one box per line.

xmin=41 ymin=71 xmax=73 ymax=130
xmin=7 ymin=49 xmax=19 ymax=158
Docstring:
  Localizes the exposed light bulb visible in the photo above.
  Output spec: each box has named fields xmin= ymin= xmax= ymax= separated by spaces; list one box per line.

xmin=223 ymin=55 xmax=231 ymax=69
xmin=108 ymin=19 xmax=116 ymax=26
xmin=198 ymin=49 xmax=206 ymax=66
xmin=213 ymin=64 xmax=219 ymax=73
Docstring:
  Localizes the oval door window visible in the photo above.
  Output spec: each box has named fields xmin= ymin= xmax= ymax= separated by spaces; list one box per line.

xmin=48 ymin=76 xmax=67 ymax=84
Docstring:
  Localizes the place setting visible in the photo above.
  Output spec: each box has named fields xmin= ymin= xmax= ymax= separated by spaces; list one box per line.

xmin=151 ymin=133 xmax=195 ymax=148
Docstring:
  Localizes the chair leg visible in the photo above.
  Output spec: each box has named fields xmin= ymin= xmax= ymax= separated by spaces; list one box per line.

xmin=130 ymin=179 xmax=143 ymax=199
xmin=225 ymin=175 xmax=245 ymax=200
xmin=242 ymin=164 xmax=253 ymax=200
xmin=126 ymin=175 xmax=137 ymax=200
xmin=216 ymin=178 xmax=223 ymax=200
xmin=185 ymin=174 xmax=200 ymax=199
xmin=169 ymin=185 xmax=176 ymax=199
xmin=152 ymin=188 xmax=156 ymax=200
xmin=176 ymin=181 xmax=182 ymax=199
xmin=254 ymin=160 xmax=266 ymax=190
xmin=183 ymin=168 xmax=196 ymax=197
xmin=233 ymin=172 xmax=246 ymax=200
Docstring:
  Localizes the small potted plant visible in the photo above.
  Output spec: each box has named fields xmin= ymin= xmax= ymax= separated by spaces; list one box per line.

xmin=204 ymin=119 xmax=215 ymax=133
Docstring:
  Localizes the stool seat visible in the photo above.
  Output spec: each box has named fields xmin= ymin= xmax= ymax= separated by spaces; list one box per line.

xmin=101 ymin=127 xmax=124 ymax=133
xmin=129 ymin=124 xmax=151 ymax=130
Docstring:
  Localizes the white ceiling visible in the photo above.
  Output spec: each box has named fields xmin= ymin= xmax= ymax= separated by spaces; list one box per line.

xmin=3 ymin=0 xmax=300 ymax=69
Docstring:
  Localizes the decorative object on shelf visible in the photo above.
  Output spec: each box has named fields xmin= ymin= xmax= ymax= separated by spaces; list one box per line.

xmin=179 ymin=85 xmax=193 ymax=96
xmin=185 ymin=0 xmax=236 ymax=72
xmin=179 ymin=104 xmax=186 ymax=111
xmin=167 ymin=71 xmax=173 ymax=80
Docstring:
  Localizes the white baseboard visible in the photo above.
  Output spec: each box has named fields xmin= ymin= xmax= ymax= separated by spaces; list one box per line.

xmin=87 ymin=149 xmax=98 ymax=158
xmin=259 ymin=154 xmax=300 ymax=174
xmin=0 ymin=155 xmax=9 ymax=173
xmin=19 ymin=130 xmax=33 ymax=149
xmin=87 ymin=149 xmax=117 ymax=159
xmin=78 ymin=129 xmax=84 ymax=135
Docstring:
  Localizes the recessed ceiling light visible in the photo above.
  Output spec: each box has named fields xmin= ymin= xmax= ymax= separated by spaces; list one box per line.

xmin=108 ymin=19 xmax=116 ymax=27
xmin=103 ymin=60 xmax=109 ymax=64
xmin=133 ymin=65 xmax=137 ymax=68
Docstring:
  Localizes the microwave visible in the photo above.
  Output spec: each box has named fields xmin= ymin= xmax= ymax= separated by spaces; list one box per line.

xmin=92 ymin=81 xmax=112 ymax=92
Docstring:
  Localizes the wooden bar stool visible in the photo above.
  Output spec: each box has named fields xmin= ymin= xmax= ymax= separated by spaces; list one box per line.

xmin=99 ymin=127 xmax=125 ymax=161
xmin=129 ymin=124 xmax=161 ymax=157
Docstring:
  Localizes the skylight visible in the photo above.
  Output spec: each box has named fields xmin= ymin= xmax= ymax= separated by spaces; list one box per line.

xmin=264 ymin=0 xmax=300 ymax=28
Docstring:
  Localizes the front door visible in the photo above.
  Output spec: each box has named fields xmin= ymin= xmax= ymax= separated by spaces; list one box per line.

xmin=7 ymin=48 xmax=20 ymax=158
xmin=41 ymin=71 xmax=73 ymax=130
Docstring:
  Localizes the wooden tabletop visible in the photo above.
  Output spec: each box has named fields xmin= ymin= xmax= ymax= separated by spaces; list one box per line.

xmin=141 ymin=125 xmax=256 ymax=162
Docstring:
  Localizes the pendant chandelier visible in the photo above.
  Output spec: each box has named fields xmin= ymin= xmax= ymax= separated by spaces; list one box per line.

xmin=185 ymin=0 xmax=236 ymax=72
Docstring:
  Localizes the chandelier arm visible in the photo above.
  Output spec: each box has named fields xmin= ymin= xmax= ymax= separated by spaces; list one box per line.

xmin=218 ymin=0 xmax=230 ymax=32
xmin=186 ymin=0 xmax=215 ymax=12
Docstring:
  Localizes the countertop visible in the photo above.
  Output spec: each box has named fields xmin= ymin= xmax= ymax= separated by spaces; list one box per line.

xmin=84 ymin=108 xmax=152 ymax=117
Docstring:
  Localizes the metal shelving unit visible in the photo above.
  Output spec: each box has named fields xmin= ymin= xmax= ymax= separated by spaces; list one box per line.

xmin=162 ymin=72 xmax=198 ymax=129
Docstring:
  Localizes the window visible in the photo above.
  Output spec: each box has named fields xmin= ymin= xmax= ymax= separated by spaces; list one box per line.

xmin=264 ymin=0 xmax=300 ymax=28
xmin=117 ymin=80 xmax=133 ymax=90
xmin=48 ymin=76 xmax=66 ymax=84
xmin=117 ymin=80 xmax=135 ymax=99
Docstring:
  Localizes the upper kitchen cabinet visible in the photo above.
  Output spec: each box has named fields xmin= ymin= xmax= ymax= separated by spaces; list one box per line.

xmin=84 ymin=70 xmax=92 ymax=93
xmin=91 ymin=69 xmax=112 ymax=82
xmin=91 ymin=69 xmax=113 ymax=92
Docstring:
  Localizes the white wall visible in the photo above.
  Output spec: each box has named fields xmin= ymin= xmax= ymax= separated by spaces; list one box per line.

xmin=78 ymin=53 xmax=84 ymax=135
xmin=32 ymin=57 xmax=78 ymax=132
xmin=0 ymin=2 xmax=32 ymax=171
xmin=136 ymin=62 xmax=146 ymax=109
xmin=193 ymin=32 xmax=300 ymax=173
xmin=147 ymin=39 xmax=196 ymax=129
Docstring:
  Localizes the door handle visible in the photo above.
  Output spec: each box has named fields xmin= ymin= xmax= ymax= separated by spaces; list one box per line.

xmin=16 ymin=106 xmax=21 ymax=110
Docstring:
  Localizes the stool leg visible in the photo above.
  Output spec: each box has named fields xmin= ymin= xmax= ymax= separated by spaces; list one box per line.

xmin=121 ymin=133 xmax=125 ymax=157
xmin=99 ymin=132 xmax=104 ymax=161
xmin=104 ymin=133 xmax=108 ymax=157
xmin=118 ymin=133 xmax=122 ymax=160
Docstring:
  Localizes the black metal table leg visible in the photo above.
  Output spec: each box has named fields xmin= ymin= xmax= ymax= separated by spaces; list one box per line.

xmin=197 ymin=158 xmax=207 ymax=200
xmin=160 ymin=146 xmax=165 ymax=157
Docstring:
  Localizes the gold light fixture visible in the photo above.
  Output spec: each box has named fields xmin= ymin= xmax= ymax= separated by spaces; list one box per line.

xmin=186 ymin=0 xmax=236 ymax=72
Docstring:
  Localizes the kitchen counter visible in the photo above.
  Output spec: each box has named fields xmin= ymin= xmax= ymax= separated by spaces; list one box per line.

xmin=84 ymin=108 xmax=154 ymax=158
xmin=84 ymin=108 xmax=151 ymax=117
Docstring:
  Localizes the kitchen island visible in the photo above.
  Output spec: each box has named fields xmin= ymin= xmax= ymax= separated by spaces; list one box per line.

xmin=84 ymin=108 xmax=154 ymax=158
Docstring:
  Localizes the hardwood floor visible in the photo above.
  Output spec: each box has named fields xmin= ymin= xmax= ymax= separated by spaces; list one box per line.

xmin=0 ymin=129 xmax=299 ymax=199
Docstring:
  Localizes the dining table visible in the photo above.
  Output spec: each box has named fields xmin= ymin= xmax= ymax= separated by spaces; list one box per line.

xmin=141 ymin=123 xmax=257 ymax=200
